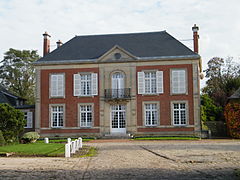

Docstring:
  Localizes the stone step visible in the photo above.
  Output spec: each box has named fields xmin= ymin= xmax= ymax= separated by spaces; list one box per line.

xmin=102 ymin=133 xmax=131 ymax=139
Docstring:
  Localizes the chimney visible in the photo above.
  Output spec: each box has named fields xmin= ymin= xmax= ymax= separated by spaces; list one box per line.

xmin=56 ymin=40 xmax=63 ymax=48
xmin=43 ymin=31 xmax=51 ymax=56
xmin=192 ymin=24 xmax=199 ymax=53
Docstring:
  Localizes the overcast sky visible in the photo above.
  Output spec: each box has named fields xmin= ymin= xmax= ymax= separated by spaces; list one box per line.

xmin=0 ymin=0 xmax=240 ymax=87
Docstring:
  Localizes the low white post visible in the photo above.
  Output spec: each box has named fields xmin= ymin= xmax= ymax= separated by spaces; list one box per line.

xmin=79 ymin=137 xmax=82 ymax=148
xmin=67 ymin=138 xmax=71 ymax=143
xmin=44 ymin=137 xmax=49 ymax=144
xmin=72 ymin=141 xmax=76 ymax=154
xmin=65 ymin=143 xmax=71 ymax=158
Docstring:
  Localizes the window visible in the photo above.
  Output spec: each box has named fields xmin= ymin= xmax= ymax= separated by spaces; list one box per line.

xmin=51 ymin=106 xmax=64 ymax=128
xmin=24 ymin=111 xmax=33 ymax=128
xmin=138 ymin=71 xmax=163 ymax=94
xmin=144 ymin=103 xmax=158 ymax=126
xmin=50 ymin=74 xmax=64 ymax=97
xmin=171 ymin=69 xmax=187 ymax=94
xmin=74 ymin=73 xmax=98 ymax=96
xmin=79 ymin=105 xmax=93 ymax=127
xmin=172 ymin=102 xmax=187 ymax=125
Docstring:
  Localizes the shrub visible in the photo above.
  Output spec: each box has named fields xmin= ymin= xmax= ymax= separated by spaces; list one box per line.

xmin=0 ymin=103 xmax=25 ymax=142
xmin=21 ymin=132 xmax=40 ymax=143
xmin=224 ymin=103 xmax=240 ymax=138
xmin=0 ymin=130 xmax=5 ymax=146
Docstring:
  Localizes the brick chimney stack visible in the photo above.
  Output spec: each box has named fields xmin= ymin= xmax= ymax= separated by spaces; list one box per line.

xmin=192 ymin=24 xmax=199 ymax=54
xmin=56 ymin=40 xmax=63 ymax=48
xmin=43 ymin=32 xmax=51 ymax=56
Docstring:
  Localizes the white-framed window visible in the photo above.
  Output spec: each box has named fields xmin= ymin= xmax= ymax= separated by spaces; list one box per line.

xmin=171 ymin=69 xmax=187 ymax=94
xmin=74 ymin=73 xmax=98 ymax=96
xmin=23 ymin=111 xmax=33 ymax=128
xmin=144 ymin=103 xmax=158 ymax=126
xmin=138 ymin=71 xmax=163 ymax=94
xmin=172 ymin=102 xmax=187 ymax=126
xmin=50 ymin=73 xmax=65 ymax=97
xmin=51 ymin=105 xmax=64 ymax=128
xmin=79 ymin=105 xmax=93 ymax=127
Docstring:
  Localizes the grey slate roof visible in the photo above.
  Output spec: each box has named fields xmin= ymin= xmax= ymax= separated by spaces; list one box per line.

xmin=0 ymin=85 xmax=25 ymax=106
xmin=36 ymin=31 xmax=200 ymax=63
xmin=229 ymin=87 xmax=240 ymax=99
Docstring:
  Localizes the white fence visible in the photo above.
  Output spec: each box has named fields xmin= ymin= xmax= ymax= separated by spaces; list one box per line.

xmin=65 ymin=137 xmax=82 ymax=158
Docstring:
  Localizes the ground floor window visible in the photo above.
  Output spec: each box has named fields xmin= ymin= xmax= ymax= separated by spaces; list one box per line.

xmin=144 ymin=103 xmax=158 ymax=126
xmin=172 ymin=102 xmax=187 ymax=125
xmin=23 ymin=111 xmax=33 ymax=128
xmin=51 ymin=106 xmax=64 ymax=127
xmin=80 ymin=105 xmax=93 ymax=127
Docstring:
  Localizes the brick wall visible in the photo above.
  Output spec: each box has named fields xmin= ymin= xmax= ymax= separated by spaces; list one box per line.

xmin=136 ymin=64 xmax=194 ymax=132
xmin=40 ymin=68 xmax=100 ymax=133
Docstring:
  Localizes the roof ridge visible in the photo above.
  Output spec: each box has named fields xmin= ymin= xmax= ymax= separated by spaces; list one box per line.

xmin=75 ymin=30 xmax=167 ymax=38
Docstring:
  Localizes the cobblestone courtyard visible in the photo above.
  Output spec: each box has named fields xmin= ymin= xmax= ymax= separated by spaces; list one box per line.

xmin=0 ymin=139 xmax=239 ymax=179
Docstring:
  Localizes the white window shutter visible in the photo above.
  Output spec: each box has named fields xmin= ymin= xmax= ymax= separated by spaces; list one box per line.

xmin=172 ymin=70 xmax=186 ymax=94
xmin=156 ymin=71 xmax=163 ymax=93
xmin=91 ymin=73 xmax=98 ymax=95
xmin=74 ymin=74 xmax=81 ymax=96
xmin=51 ymin=75 xmax=58 ymax=96
xmin=138 ymin=72 xmax=145 ymax=94
xmin=58 ymin=74 xmax=64 ymax=96
xmin=179 ymin=70 xmax=186 ymax=93
xmin=27 ymin=112 xmax=33 ymax=128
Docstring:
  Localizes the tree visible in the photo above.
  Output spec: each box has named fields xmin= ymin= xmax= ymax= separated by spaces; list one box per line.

xmin=0 ymin=48 xmax=40 ymax=104
xmin=0 ymin=103 xmax=26 ymax=142
xmin=201 ymin=94 xmax=222 ymax=121
xmin=202 ymin=57 xmax=240 ymax=108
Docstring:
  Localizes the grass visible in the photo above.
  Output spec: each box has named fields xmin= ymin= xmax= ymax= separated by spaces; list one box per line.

xmin=0 ymin=142 xmax=65 ymax=157
xmin=133 ymin=136 xmax=200 ymax=140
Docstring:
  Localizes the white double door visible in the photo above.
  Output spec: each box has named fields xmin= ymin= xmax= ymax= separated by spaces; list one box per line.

xmin=111 ymin=104 xmax=126 ymax=134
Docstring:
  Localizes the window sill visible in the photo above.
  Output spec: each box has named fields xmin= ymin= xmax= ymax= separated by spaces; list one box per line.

xmin=49 ymin=96 xmax=65 ymax=99
xmin=51 ymin=127 xmax=64 ymax=129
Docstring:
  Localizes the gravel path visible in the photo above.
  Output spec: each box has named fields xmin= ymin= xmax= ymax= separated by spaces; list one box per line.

xmin=0 ymin=139 xmax=239 ymax=180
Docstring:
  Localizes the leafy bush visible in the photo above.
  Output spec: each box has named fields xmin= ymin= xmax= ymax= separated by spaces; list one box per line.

xmin=224 ymin=103 xmax=240 ymax=138
xmin=21 ymin=132 xmax=40 ymax=143
xmin=0 ymin=103 xmax=25 ymax=142
xmin=0 ymin=130 xmax=5 ymax=146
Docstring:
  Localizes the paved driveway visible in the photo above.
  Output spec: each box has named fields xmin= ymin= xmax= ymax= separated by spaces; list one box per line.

xmin=0 ymin=139 xmax=240 ymax=179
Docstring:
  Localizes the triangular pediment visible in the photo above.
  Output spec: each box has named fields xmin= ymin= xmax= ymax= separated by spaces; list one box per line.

xmin=98 ymin=45 xmax=137 ymax=62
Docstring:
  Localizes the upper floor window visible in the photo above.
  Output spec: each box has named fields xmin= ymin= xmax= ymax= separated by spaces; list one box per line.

xmin=171 ymin=69 xmax=187 ymax=94
xmin=74 ymin=73 xmax=98 ymax=96
xmin=50 ymin=74 xmax=65 ymax=97
xmin=138 ymin=71 xmax=163 ymax=95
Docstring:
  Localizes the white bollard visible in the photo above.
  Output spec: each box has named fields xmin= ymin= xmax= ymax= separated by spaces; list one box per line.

xmin=79 ymin=137 xmax=82 ymax=148
xmin=65 ymin=143 xmax=71 ymax=158
xmin=72 ymin=141 xmax=76 ymax=153
xmin=67 ymin=138 xmax=71 ymax=144
xmin=44 ymin=137 xmax=49 ymax=144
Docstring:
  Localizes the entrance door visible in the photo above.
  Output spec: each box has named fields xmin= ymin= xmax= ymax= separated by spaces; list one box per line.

xmin=112 ymin=72 xmax=124 ymax=98
xmin=111 ymin=105 xmax=126 ymax=134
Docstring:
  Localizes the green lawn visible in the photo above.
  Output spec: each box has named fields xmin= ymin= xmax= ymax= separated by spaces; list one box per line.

xmin=133 ymin=136 xmax=200 ymax=140
xmin=0 ymin=142 xmax=65 ymax=157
